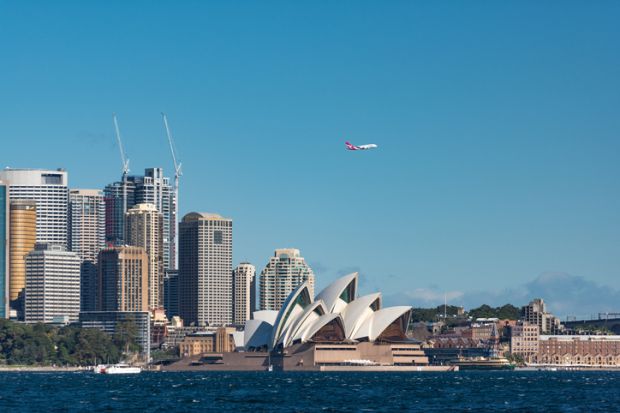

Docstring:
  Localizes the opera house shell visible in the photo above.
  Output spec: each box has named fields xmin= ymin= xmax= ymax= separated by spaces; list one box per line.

xmin=244 ymin=272 xmax=413 ymax=351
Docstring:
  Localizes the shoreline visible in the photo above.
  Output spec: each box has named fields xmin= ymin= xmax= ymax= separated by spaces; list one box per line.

xmin=0 ymin=366 xmax=89 ymax=372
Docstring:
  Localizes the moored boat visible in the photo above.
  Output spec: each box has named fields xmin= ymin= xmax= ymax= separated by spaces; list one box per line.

xmin=93 ymin=363 xmax=141 ymax=374
xmin=451 ymin=356 xmax=515 ymax=370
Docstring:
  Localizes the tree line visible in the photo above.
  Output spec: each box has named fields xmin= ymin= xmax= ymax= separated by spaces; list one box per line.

xmin=410 ymin=304 xmax=520 ymax=323
xmin=0 ymin=319 xmax=140 ymax=366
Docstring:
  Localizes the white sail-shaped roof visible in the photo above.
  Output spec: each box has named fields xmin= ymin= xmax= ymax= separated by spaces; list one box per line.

xmin=300 ymin=313 xmax=346 ymax=343
xmin=281 ymin=300 xmax=328 ymax=348
xmin=352 ymin=306 xmax=412 ymax=342
xmin=253 ymin=310 xmax=279 ymax=325
xmin=315 ymin=272 xmax=358 ymax=314
xmin=269 ymin=281 xmax=313 ymax=349
xmin=242 ymin=273 xmax=414 ymax=351
xmin=341 ymin=292 xmax=382 ymax=338
xmin=244 ymin=319 xmax=273 ymax=349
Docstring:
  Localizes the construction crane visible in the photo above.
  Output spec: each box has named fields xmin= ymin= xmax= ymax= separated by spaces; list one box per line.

xmin=161 ymin=113 xmax=182 ymax=264
xmin=112 ymin=113 xmax=130 ymax=218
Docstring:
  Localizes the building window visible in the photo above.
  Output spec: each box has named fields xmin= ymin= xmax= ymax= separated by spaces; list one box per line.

xmin=214 ymin=231 xmax=223 ymax=244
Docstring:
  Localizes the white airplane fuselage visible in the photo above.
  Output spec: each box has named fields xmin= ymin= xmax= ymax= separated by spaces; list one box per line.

xmin=345 ymin=141 xmax=378 ymax=151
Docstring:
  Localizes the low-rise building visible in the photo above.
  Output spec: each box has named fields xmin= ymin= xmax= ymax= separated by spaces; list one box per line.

xmin=80 ymin=311 xmax=151 ymax=361
xmin=509 ymin=322 xmax=539 ymax=363
xmin=179 ymin=327 xmax=236 ymax=357
xmin=534 ymin=335 xmax=620 ymax=367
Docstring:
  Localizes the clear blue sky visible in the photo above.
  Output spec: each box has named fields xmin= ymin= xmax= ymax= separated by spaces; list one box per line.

xmin=1 ymin=1 xmax=619 ymax=316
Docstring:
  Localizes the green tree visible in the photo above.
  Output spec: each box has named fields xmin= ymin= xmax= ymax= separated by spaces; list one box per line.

xmin=113 ymin=320 xmax=141 ymax=355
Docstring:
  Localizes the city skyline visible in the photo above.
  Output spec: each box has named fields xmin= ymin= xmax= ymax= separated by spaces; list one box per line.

xmin=1 ymin=2 xmax=619 ymax=318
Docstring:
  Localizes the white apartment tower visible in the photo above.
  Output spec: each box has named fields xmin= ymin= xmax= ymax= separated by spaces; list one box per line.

xmin=68 ymin=189 xmax=106 ymax=312
xmin=179 ymin=212 xmax=232 ymax=326
xmin=233 ymin=262 xmax=256 ymax=325
xmin=259 ymin=248 xmax=315 ymax=311
xmin=0 ymin=169 xmax=69 ymax=247
xmin=125 ymin=203 xmax=164 ymax=309
xmin=24 ymin=243 xmax=81 ymax=323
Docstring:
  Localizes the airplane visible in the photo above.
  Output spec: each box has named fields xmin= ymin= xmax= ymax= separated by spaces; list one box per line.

xmin=345 ymin=141 xmax=378 ymax=151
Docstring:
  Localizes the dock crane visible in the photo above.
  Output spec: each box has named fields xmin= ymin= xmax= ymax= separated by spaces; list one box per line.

xmin=161 ymin=113 xmax=182 ymax=264
xmin=112 ymin=113 xmax=130 ymax=218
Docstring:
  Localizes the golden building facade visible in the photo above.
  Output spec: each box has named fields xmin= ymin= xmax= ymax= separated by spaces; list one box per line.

xmin=9 ymin=200 xmax=36 ymax=305
xmin=125 ymin=203 xmax=164 ymax=309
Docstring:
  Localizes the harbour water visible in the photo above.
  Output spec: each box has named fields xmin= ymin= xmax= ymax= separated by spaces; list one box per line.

xmin=0 ymin=371 xmax=619 ymax=412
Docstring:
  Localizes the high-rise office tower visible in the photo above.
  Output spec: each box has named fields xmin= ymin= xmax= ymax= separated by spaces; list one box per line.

xmin=97 ymin=246 xmax=149 ymax=312
xmin=232 ymin=262 xmax=256 ymax=325
xmin=0 ymin=181 xmax=8 ymax=318
xmin=104 ymin=168 xmax=176 ymax=270
xmin=24 ymin=244 xmax=81 ymax=323
xmin=179 ymin=212 xmax=232 ymax=326
xmin=125 ymin=203 xmax=164 ymax=309
xmin=259 ymin=248 xmax=315 ymax=311
xmin=8 ymin=200 xmax=36 ymax=319
xmin=0 ymin=169 xmax=68 ymax=247
xmin=163 ymin=269 xmax=179 ymax=319
xmin=69 ymin=189 xmax=106 ymax=312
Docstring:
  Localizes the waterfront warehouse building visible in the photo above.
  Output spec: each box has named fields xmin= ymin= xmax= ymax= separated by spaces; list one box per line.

xmin=104 ymin=167 xmax=176 ymax=271
xmin=0 ymin=169 xmax=69 ymax=248
xmin=97 ymin=246 xmax=149 ymax=312
xmin=259 ymin=248 xmax=315 ymax=311
xmin=535 ymin=335 xmax=620 ymax=367
xmin=68 ymin=189 xmax=106 ymax=312
xmin=8 ymin=199 xmax=36 ymax=319
xmin=179 ymin=212 xmax=232 ymax=326
xmin=125 ymin=203 xmax=164 ymax=309
xmin=233 ymin=262 xmax=256 ymax=325
xmin=24 ymin=243 xmax=81 ymax=323
xmin=0 ymin=181 xmax=7 ymax=318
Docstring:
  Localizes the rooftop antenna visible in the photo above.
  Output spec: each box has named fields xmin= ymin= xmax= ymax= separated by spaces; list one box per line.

xmin=162 ymin=113 xmax=182 ymax=266
xmin=113 ymin=113 xmax=130 ymax=218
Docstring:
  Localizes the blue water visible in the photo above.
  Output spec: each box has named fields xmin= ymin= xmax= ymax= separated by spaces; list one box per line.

xmin=0 ymin=371 xmax=619 ymax=412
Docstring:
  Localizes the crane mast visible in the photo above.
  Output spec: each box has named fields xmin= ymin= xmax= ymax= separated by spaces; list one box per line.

xmin=162 ymin=113 xmax=182 ymax=266
xmin=112 ymin=113 xmax=130 ymax=225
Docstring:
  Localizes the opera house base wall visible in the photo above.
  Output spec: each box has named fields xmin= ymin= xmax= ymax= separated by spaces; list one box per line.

xmin=163 ymin=342 xmax=451 ymax=372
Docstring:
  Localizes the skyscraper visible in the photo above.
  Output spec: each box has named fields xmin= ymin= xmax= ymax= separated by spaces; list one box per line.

xmin=179 ymin=212 xmax=232 ymax=326
xmin=104 ymin=167 xmax=176 ymax=270
xmin=0 ymin=169 xmax=68 ymax=247
xmin=232 ymin=262 xmax=256 ymax=325
xmin=0 ymin=181 xmax=8 ymax=318
xmin=69 ymin=189 xmax=105 ymax=312
xmin=259 ymin=248 xmax=315 ymax=311
xmin=163 ymin=269 xmax=179 ymax=319
xmin=25 ymin=243 xmax=81 ymax=323
xmin=8 ymin=200 xmax=36 ymax=319
xmin=97 ymin=246 xmax=149 ymax=312
xmin=125 ymin=203 xmax=164 ymax=309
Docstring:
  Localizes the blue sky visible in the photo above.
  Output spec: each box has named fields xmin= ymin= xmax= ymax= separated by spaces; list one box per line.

xmin=1 ymin=1 xmax=619 ymax=317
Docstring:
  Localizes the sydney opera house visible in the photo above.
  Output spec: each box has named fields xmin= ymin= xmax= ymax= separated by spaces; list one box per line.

xmin=167 ymin=273 xmax=455 ymax=371
xmin=244 ymin=272 xmax=411 ymax=350
xmin=237 ymin=272 xmax=445 ymax=371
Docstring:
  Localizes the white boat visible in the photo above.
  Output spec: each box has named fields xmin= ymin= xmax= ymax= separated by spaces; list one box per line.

xmin=94 ymin=363 xmax=141 ymax=374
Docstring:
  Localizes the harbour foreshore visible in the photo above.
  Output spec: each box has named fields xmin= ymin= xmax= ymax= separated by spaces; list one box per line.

xmin=0 ymin=366 xmax=88 ymax=372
